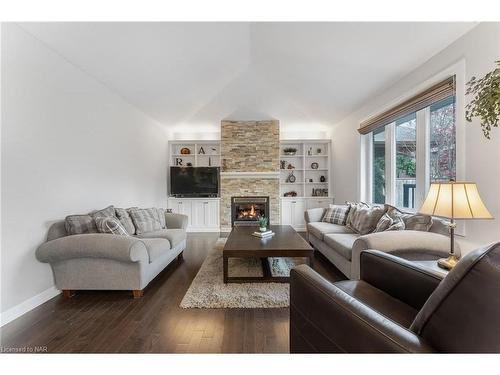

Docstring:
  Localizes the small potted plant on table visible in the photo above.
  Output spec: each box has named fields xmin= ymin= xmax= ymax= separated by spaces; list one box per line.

xmin=258 ymin=216 xmax=268 ymax=232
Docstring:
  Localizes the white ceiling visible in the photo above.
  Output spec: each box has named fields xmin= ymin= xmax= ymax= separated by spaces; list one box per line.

xmin=19 ymin=22 xmax=476 ymax=131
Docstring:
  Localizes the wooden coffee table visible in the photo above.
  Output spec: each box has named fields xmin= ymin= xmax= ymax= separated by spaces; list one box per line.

xmin=222 ymin=225 xmax=314 ymax=283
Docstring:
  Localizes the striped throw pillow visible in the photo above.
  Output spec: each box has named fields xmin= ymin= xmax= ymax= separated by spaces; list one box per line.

xmin=95 ymin=216 xmax=129 ymax=236
xmin=346 ymin=203 xmax=387 ymax=235
xmin=115 ymin=207 xmax=136 ymax=235
xmin=322 ymin=205 xmax=350 ymax=225
xmin=129 ymin=208 xmax=162 ymax=235
xmin=373 ymin=207 xmax=406 ymax=232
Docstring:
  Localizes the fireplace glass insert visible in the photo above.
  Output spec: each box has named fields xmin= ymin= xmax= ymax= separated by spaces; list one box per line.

xmin=231 ymin=196 xmax=270 ymax=226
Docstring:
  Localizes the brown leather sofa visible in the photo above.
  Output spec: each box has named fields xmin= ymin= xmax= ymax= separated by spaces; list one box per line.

xmin=290 ymin=242 xmax=500 ymax=353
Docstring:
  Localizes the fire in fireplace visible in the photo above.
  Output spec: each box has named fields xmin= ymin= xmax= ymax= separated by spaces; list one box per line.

xmin=231 ymin=196 xmax=270 ymax=226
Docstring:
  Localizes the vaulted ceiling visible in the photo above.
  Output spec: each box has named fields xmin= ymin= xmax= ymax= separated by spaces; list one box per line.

xmin=19 ymin=22 xmax=476 ymax=133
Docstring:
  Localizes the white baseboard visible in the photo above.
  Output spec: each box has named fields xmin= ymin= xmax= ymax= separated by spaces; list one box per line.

xmin=0 ymin=286 xmax=61 ymax=327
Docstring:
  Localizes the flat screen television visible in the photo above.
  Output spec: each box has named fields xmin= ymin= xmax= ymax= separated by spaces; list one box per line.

xmin=170 ymin=167 xmax=220 ymax=197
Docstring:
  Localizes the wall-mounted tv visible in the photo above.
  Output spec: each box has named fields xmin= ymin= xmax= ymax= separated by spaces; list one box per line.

xmin=170 ymin=167 xmax=220 ymax=197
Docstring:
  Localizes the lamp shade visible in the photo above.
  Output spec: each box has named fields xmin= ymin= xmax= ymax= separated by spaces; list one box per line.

xmin=419 ymin=182 xmax=493 ymax=219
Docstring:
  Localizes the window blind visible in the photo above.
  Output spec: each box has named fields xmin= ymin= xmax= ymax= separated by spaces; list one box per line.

xmin=358 ymin=76 xmax=455 ymax=135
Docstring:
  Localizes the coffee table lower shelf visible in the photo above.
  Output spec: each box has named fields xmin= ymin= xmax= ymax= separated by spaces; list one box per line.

xmin=222 ymin=255 xmax=313 ymax=284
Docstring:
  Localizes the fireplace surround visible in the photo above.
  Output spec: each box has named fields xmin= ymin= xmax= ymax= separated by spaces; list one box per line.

xmin=231 ymin=196 xmax=270 ymax=226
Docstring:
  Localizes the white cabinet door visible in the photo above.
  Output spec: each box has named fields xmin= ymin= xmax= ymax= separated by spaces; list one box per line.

xmin=206 ymin=200 xmax=219 ymax=228
xmin=191 ymin=200 xmax=205 ymax=228
xmin=292 ymin=199 xmax=306 ymax=229
xmin=186 ymin=199 xmax=219 ymax=230
xmin=280 ymin=200 xmax=293 ymax=225
xmin=174 ymin=200 xmax=192 ymax=227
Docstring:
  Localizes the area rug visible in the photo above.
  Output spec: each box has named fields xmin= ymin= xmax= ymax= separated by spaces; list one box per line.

xmin=180 ymin=238 xmax=306 ymax=308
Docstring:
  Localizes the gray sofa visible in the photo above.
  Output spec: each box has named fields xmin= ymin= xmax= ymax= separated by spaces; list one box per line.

xmin=305 ymin=206 xmax=459 ymax=280
xmin=36 ymin=211 xmax=188 ymax=298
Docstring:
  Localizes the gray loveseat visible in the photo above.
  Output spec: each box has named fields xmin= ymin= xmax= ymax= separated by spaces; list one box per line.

xmin=36 ymin=208 xmax=188 ymax=298
xmin=305 ymin=205 xmax=458 ymax=279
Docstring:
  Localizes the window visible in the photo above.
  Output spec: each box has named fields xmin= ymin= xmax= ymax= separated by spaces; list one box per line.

xmin=395 ymin=113 xmax=417 ymax=209
xmin=372 ymin=128 xmax=386 ymax=204
xmin=361 ymin=77 xmax=456 ymax=210
xmin=430 ymin=97 xmax=456 ymax=182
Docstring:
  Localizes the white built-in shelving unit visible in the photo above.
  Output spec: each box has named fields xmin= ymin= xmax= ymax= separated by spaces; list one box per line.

xmin=169 ymin=140 xmax=221 ymax=168
xmin=167 ymin=139 xmax=333 ymax=232
xmin=279 ymin=140 xmax=333 ymax=230
xmin=168 ymin=140 xmax=221 ymax=232
xmin=279 ymin=140 xmax=332 ymax=199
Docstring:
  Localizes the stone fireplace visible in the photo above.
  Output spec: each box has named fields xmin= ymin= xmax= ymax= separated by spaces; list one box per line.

xmin=220 ymin=120 xmax=280 ymax=230
xmin=231 ymin=196 xmax=270 ymax=226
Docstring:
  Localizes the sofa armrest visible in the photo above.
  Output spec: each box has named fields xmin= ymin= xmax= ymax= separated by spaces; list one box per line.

xmin=290 ymin=265 xmax=434 ymax=353
xmin=304 ymin=208 xmax=326 ymax=224
xmin=165 ymin=213 xmax=188 ymax=230
xmin=360 ymin=250 xmax=443 ymax=310
xmin=351 ymin=230 xmax=457 ymax=280
xmin=36 ymin=234 xmax=149 ymax=264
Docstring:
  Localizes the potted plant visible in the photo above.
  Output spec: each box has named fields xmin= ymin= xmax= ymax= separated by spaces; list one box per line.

xmin=258 ymin=216 xmax=268 ymax=232
xmin=283 ymin=147 xmax=297 ymax=155
xmin=465 ymin=61 xmax=500 ymax=139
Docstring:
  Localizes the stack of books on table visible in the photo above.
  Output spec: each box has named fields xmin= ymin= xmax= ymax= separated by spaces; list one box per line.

xmin=252 ymin=230 xmax=275 ymax=238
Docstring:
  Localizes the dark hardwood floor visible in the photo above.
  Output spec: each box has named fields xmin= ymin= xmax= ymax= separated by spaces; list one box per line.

xmin=0 ymin=232 xmax=345 ymax=353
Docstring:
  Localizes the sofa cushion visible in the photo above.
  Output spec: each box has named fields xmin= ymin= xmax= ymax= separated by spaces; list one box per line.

xmin=65 ymin=214 xmax=98 ymax=235
xmin=114 ymin=208 xmax=136 ymax=235
xmin=307 ymin=222 xmax=354 ymax=240
xmin=322 ymin=205 xmax=350 ymax=225
xmin=95 ymin=216 xmax=129 ymax=236
xmin=139 ymin=238 xmax=171 ymax=263
xmin=347 ymin=203 xmax=386 ymax=235
xmin=129 ymin=208 xmax=162 ymax=235
xmin=324 ymin=233 xmax=360 ymax=261
xmin=137 ymin=229 xmax=186 ymax=248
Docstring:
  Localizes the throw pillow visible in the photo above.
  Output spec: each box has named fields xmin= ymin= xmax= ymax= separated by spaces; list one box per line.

xmin=90 ymin=205 xmax=116 ymax=220
xmin=95 ymin=216 xmax=129 ymax=236
xmin=128 ymin=208 xmax=162 ymax=235
xmin=115 ymin=207 xmax=136 ymax=235
xmin=345 ymin=201 xmax=368 ymax=228
xmin=384 ymin=204 xmax=432 ymax=231
xmin=65 ymin=214 xmax=98 ymax=235
xmin=347 ymin=203 xmax=387 ymax=235
xmin=157 ymin=208 xmax=167 ymax=229
xmin=322 ymin=205 xmax=350 ymax=225
xmin=386 ymin=207 xmax=406 ymax=231
xmin=402 ymin=214 xmax=433 ymax=231
xmin=373 ymin=213 xmax=393 ymax=232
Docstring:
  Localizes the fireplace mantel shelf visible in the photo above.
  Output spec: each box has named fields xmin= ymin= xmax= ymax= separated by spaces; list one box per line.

xmin=220 ymin=171 xmax=280 ymax=179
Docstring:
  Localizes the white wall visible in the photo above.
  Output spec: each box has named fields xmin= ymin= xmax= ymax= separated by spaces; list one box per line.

xmin=1 ymin=24 xmax=168 ymax=322
xmin=331 ymin=23 xmax=500 ymax=250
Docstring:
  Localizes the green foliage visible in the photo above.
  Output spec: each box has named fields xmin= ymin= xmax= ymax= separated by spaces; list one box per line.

xmin=373 ymin=157 xmax=385 ymax=203
xmin=258 ymin=216 xmax=268 ymax=228
xmin=396 ymin=154 xmax=416 ymax=178
xmin=465 ymin=61 xmax=500 ymax=139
